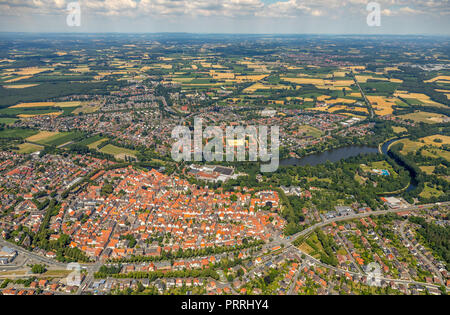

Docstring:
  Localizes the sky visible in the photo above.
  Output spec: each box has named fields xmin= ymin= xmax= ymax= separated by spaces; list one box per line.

xmin=0 ymin=0 xmax=449 ymax=35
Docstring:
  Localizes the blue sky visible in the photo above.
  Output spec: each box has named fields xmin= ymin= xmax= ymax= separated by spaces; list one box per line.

xmin=0 ymin=0 xmax=449 ymax=35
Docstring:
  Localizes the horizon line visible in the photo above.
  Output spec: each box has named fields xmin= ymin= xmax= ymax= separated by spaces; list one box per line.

xmin=1 ymin=31 xmax=449 ymax=37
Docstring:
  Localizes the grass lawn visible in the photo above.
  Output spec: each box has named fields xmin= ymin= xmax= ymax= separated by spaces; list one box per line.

xmin=392 ymin=126 xmax=407 ymax=134
xmin=419 ymin=166 xmax=435 ymax=175
xmin=87 ymin=138 xmax=109 ymax=149
xmin=72 ymin=103 xmax=100 ymax=114
xmin=421 ymin=148 xmax=450 ymax=162
xmin=77 ymin=135 xmax=105 ymax=147
xmin=26 ymin=131 xmax=60 ymax=143
xmin=16 ymin=142 xmax=44 ymax=154
xmin=397 ymin=137 xmax=450 ymax=162
xmin=27 ymin=131 xmax=82 ymax=146
xmin=399 ymin=111 xmax=447 ymax=124
xmin=99 ymin=144 xmax=137 ymax=160
xmin=298 ymin=125 xmax=323 ymax=138
xmin=419 ymin=183 xmax=444 ymax=198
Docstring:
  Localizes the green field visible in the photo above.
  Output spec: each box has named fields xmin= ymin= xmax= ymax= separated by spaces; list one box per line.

xmin=0 ymin=117 xmax=18 ymax=125
xmin=87 ymin=138 xmax=109 ymax=149
xmin=77 ymin=135 xmax=105 ymax=147
xmin=16 ymin=142 xmax=44 ymax=154
xmin=31 ymin=131 xmax=83 ymax=147
xmin=399 ymin=111 xmax=447 ymax=124
xmin=99 ymin=144 xmax=137 ymax=160
xmin=0 ymin=107 xmax=61 ymax=116
xmin=420 ymin=183 xmax=444 ymax=198
xmin=298 ymin=125 xmax=323 ymax=138
xmin=0 ymin=128 xmax=37 ymax=139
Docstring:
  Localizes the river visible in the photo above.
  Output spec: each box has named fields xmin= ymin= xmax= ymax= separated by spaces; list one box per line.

xmin=280 ymin=139 xmax=417 ymax=194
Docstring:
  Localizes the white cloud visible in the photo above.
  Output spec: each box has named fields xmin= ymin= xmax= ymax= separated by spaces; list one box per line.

xmin=0 ymin=0 xmax=448 ymax=19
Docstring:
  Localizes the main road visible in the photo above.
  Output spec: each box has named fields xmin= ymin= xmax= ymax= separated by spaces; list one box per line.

xmin=351 ymin=73 xmax=375 ymax=118
xmin=286 ymin=202 xmax=449 ymax=245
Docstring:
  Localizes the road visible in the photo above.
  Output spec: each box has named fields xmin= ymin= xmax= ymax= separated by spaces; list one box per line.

xmin=76 ymin=222 xmax=116 ymax=294
xmin=352 ymin=73 xmax=374 ymax=118
xmin=288 ymin=202 xmax=450 ymax=244
xmin=0 ymin=237 xmax=67 ymax=268
xmin=286 ymin=244 xmax=448 ymax=293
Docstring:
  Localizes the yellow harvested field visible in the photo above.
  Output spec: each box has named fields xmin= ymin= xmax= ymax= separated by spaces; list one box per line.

xmin=367 ymin=96 xmax=398 ymax=115
xmin=317 ymin=95 xmax=331 ymax=101
xmin=332 ymin=80 xmax=354 ymax=87
xmin=4 ymin=75 xmax=32 ymax=83
xmin=3 ymin=84 xmax=39 ymax=89
xmin=420 ymin=135 xmax=450 ymax=146
xmin=210 ymin=71 xmax=235 ymax=80
xmin=309 ymin=105 xmax=367 ymax=114
xmin=326 ymin=98 xmax=357 ymax=105
xmin=26 ymin=131 xmax=60 ymax=142
xmin=420 ymin=166 xmax=436 ymax=175
xmin=10 ymin=101 xmax=81 ymax=109
xmin=316 ymin=85 xmax=352 ymax=91
xmin=350 ymin=92 xmax=362 ymax=98
xmin=424 ymin=76 xmax=450 ymax=83
xmin=281 ymin=77 xmax=325 ymax=85
xmin=235 ymin=74 xmax=269 ymax=83
xmin=333 ymin=71 xmax=348 ymax=77
xmin=384 ymin=67 xmax=400 ymax=72
xmin=18 ymin=112 xmax=62 ymax=118
xmin=10 ymin=102 xmax=55 ymax=108
xmin=244 ymin=83 xmax=291 ymax=93
xmin=15 ymin=67 xmax=52 ymax=75
xmin=355 ymin=75 xmax=388 ymax=83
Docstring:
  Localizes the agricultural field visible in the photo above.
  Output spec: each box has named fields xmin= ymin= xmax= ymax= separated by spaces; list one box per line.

xmin=297 ymin=125 xmax=323 ymax=138
xmin=398 ymin=111 xmax=448 ymax=124
xmin=0 ymin=128 xmax=37 ymax=139
xmin=98 ymin=144 xmax=137 ymax=160
xmin=87 ymin=138 xmax=109 ymax=150
xmin=396 ymin=135 xmax=450 ymax=161
xmin=16 ymin=142 xmax=44 ymax=154
xmin=392 ymin=126 xmax=407 ymax=134
xmin=367 ymin=96 xmax=399 ymax=116
xmin=0 ymin=117 xmax=18 ymax=125
xmin=419 ymin=183 xmax=445 ymax=199
xmin=26 ymin=131 xmax=82 ymax=147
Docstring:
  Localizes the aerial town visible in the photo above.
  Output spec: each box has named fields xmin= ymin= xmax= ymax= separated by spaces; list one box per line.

xmin=0 ymin=32 xmax=448 ymax=298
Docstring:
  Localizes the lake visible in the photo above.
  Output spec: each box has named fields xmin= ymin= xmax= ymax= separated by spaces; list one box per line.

xmin=280 ymin=145 xmax=379 ymax=167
